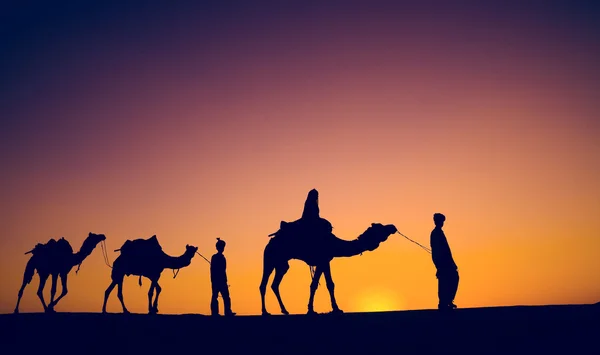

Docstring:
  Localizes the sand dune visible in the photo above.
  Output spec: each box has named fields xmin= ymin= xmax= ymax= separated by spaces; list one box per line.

xmin=1 ymin=304 xmax=598 ymax=355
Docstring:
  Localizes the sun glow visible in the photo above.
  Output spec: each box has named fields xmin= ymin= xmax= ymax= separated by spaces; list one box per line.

xmin=356 ymin=289 xmax=401 ymax=313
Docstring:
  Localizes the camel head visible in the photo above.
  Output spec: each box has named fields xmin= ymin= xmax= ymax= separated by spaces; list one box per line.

xmin=184 ymin=244 xmax=199 ymax=258
xmin=78 ymin=232 xmax=106 ymax=253
xmin=356 ymin=223 xmax=398 ymax=251
xmin=87 ymin=232 xmax=106 ymax=245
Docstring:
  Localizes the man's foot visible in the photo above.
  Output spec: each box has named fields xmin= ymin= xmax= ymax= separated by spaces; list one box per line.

xmin=438 ymin=303 xmax=457 ymax=311
xmin=225 ymin=312 xmax=236 ymax=317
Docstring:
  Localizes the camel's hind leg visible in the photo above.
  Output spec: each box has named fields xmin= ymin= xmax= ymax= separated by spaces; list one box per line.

xmin=271 ymin=262 xmax=290 ymax=315
xmin=259 ymin=262 xmax=275 ymax=316
xmin=14 ymin=258 xmax=37 ymax=314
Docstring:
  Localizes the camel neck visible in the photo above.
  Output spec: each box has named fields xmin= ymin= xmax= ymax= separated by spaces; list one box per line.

xmin=331 ymin=238 xmax=368 ymax=258
xmin=71 ymin=238 xmax=97 ymax=267
xmin=163 ymin=252 xmax=192 ymax=269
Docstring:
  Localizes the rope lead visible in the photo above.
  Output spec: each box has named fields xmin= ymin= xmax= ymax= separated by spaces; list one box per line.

xmin=396 ymin=231 xmax=432 ymax=254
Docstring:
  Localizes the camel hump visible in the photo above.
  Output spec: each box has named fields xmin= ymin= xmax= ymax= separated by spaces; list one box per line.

xmin=29 ymin=237 xmax=72 ymax=256
xmin=55 ymin=238 xmax=73 ymax=254
xmin=269 ymin=218 xmax=333 ymax=238
xmin=118 ymin=235 xmax=163 ymax=256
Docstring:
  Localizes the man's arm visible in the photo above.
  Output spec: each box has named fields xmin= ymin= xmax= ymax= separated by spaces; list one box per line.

xmin=431 ymin=230 xmax=455 ymax=269
xmin=431 ymin=231 xmax=443 ymax=269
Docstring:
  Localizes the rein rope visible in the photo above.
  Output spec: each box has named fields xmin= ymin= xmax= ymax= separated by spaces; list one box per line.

xmin=100 ymin=239 xmax=113 ymax=268
xmin=195 ymin=251 xmax=212 ymax=265
xmin=307 ymin=228 xmax=431 ymax=281
xmin=396 ymin=230 xmax=431 ymax=254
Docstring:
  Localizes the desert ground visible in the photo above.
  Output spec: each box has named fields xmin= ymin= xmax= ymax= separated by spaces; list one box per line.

xmin=1 ymin=304 xmax=598 ymax=355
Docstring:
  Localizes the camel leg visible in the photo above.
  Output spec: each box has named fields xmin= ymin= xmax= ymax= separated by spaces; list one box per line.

xmin=307 ymin=266 xmax=324 ymax=315
xmin=323 ymin=263 xmax=343 ymax=314
xmin=259 ymin=263 xmax=275 ymax=316
xmin=14 ymin=258 xmax=37 ymax=314
xmin=102 ymin=281 xmax=117 ymax=313
xmin=14 ymin=283 xmax=26 ymax=314
xmin=147 ymin=279 xmax=155 ymax=314
xmin=117 ymin=281 xmax=129 ymax=314
xmin=49 ymin=272 xmax=69 ymax=311
xmin=152 ymin=282 xmax=162 ymax=314
xmin=37 ymin=273 xmax=50 ymax=313
xmin=271 ymin=262 xmax=290 ymax=315
xmin=49 ymin=274 xmax=58 ymax=305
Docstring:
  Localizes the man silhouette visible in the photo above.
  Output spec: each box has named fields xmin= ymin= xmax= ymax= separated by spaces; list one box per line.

xmin=302 ymin=188 xmax=320 ymax=219
xmin=300 ymin=188 xmax=333 ymax=237
xmin=210 ymin=238 xmax=235 ymax=316
xmin=430 ymin=213 xmax=459 ymax=310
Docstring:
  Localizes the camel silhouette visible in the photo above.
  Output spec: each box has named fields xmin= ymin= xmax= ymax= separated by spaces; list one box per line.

xmin=14 ymin=232 xmax=107 ymax=313
xmin=260 ymin=222 xmax=398 ymax=315
xmin=102 ymin=235 xmax=198 ymax=314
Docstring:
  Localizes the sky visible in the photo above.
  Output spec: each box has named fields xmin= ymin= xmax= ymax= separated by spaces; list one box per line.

xmin=1 ymin=0 xmax=599 ymax=315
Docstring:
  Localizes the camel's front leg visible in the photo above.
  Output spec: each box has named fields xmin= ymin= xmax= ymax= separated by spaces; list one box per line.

xmin=152 ymin=282 xmax=162 ymax=314
xmin=37 ymin=273 xmax=50 ymax=313
xmin=323 ymin=263 xmax=343 ymax=314
xmin=117 ymin=281 xmax=129 ymax=314
xmin=148 ymin=276 xmax=161 ymax=314
xmin=48 ymin=272 xmax=69 ymax=311
xmin=259 ymin=263 xmax=275 ymax=316
xmin=49 ymin=274 xmax=58 ymax=306
xmin=102 ymin=281 xmax=116 ymax=313
xmin=307 ymin=266 xmax=324 ymax=315
xmin=271 ymin=263 xmax=290 ymax=315
xmin=147 ymin=279 xmax=155 ymax=314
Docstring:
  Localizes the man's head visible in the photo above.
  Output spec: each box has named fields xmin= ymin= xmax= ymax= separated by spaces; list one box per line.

xmin=307 ymin=189 xmax=319 ymax=201
xmin=216 ymin=238 xmax=226 ymax=253
xmin=433 ymin=213 xmax=446 ymax=228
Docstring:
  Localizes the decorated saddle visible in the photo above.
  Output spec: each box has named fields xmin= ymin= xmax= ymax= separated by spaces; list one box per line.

xmin=268 ymin=217 xmax=333 ymax=238
xmin=115 ymin=234 xmax=163 ymax=257
xmin=25 ymin=237 xmax=73 ymax=256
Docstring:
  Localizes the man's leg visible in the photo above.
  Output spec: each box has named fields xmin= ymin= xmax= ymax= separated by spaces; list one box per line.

xmin=437 ymin=273 xmax=450 ymax=310
xmin=210 ymin=286 xmax=219 ymax=316
xmin=449 ymin=271 xmax=459 ymax=307
xmin=221 ymin=285 xmax=235 ymax=316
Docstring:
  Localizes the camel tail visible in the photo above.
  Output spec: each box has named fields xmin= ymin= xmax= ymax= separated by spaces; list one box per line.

xmin=22 ymin=257 xmax=36 ymax=286
xmin=138 ymin=276 xmax=142 ymax=287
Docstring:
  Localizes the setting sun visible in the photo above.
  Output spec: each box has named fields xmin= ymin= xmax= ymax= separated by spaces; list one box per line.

xmin=355 ymin=289 xmax=401 ymax=313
